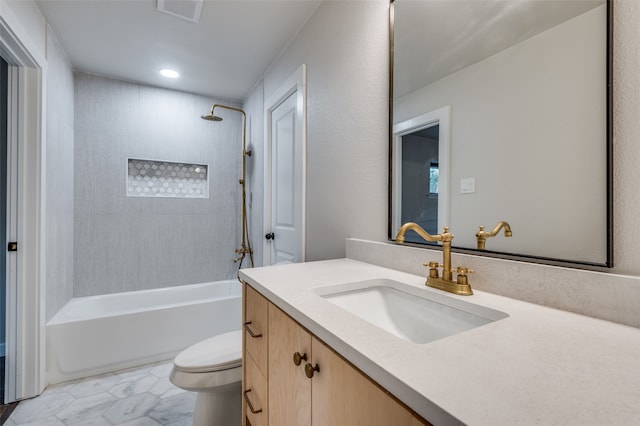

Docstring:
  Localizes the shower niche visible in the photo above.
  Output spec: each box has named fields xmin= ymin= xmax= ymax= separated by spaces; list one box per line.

xmin=127 ymin=158 xmax=209 ymax=198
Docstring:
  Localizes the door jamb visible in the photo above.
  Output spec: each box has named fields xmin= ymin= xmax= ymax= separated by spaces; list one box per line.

xmin=0 ymin=10 xmax=47 ymax=402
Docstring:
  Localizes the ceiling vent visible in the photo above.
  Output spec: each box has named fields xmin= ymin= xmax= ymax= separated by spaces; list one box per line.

xmin=156 ymin=0 xmax=204 ymax=23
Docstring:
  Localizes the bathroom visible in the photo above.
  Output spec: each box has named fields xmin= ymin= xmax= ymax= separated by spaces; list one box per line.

xmin=1 ymin=0 xmax=640 ymax=424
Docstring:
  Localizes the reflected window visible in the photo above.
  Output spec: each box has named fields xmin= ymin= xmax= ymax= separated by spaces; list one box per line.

xmin=429 ymin=162 xmax=439 ymax=195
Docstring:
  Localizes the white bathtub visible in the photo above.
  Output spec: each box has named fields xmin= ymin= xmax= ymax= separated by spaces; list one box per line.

xmin=46 ymin=280 xmax=241 ymax=384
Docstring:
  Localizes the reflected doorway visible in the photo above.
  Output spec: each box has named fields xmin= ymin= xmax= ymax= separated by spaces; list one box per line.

xmin=401 ymin=125 xmax=439 ymax=243
xmin=391 ymin=106 xmax=451 ymax=243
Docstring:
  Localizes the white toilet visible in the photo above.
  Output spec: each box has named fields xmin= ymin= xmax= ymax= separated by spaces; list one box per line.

xmin=170 ymin=330 xmax=243 ymax=426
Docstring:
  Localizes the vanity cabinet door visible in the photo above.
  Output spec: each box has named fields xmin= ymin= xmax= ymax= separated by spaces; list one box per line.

xmin=244 ymin=284 xmax=269 ymax=375
xmin=268 ymin=303 xmax=312 ymax=426
xmin=311 ymin=337 xmax=429 ymax=425
xmin=244 ymin=354 xmax=268 ymax=426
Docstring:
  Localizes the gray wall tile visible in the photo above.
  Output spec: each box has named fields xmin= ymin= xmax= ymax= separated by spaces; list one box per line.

xmin=74 ymin=73 xmax=243 ymax=296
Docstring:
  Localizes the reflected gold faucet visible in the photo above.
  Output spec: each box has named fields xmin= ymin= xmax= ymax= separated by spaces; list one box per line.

xmin=476 ymin=221 xmax=512 ymax=250
xmin=395 ymin=222 xmax=473 ymax=295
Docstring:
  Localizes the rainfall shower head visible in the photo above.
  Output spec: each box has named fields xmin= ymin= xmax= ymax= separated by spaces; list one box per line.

xmin=201 ymin=113 xmax=223 ymax=121
xmin=202 ymin=103 xmax=246 ymax=123
xmin=200 ymin=104 xmax=247 ymax=123
xmin=201 ymin=104 xmax=225 ymax=121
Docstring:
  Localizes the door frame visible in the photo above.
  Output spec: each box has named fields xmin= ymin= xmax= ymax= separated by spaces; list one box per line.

xmin=0 ymin=9 xmax=47 ymax=402
xmin=392 ymin=106 xmax=451 ymax=238
xmin=263 ymin=65 xmax=307 ymax=265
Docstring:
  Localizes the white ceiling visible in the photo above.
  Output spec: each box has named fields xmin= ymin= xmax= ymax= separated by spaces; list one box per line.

xmin=36 ymin=0 xmax=322 ymax=101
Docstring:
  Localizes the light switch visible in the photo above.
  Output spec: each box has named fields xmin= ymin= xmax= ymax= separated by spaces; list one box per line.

xmin=460 ymin=178 xmax=476 ymax=194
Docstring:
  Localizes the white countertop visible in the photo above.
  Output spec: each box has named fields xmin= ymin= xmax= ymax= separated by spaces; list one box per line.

xmin=239 ymin=259 xmax=640 ymax=425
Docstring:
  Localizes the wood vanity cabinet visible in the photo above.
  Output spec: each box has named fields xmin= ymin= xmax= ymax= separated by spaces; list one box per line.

xmin=243 ymin=284 xmax=269 ymax=426
xmin=243 ymin=283 xmax=430 ymax=426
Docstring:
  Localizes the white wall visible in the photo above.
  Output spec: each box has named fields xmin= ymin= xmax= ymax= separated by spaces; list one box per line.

xmin=74 ymin=73 xmax=242 ymax=296
xmin=394 ymin=6 xmax=606 ymax=262
xmin=243 ymin=80 xmax=265 ymax=267
xmin=45 ymin=26 xmax=74 ymax=321
xmin=612 ymin=0 xmax=640 ymax=276
xmin=256 ymin=0 xmax=389 ymax=261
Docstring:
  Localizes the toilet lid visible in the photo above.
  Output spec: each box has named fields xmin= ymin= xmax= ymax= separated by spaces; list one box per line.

xmin=174 ymin=330 xmax=242 ymax=373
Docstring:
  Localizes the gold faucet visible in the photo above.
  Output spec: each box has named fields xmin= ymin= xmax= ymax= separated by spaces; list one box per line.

xmin=395 ymin=222 xmax=473 ymax=295
xmin=476 ymin=221 xmax=512 ymax=250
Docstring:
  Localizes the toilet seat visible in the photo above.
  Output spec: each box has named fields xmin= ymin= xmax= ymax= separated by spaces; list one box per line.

xmin=174 ymin=330 xmax=242 ymax=374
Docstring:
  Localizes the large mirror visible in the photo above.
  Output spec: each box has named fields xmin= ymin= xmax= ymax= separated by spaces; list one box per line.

xmin=390 ymin=0 xmax=611 ymax=267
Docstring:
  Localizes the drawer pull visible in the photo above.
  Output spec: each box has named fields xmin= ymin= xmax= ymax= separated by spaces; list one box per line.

xmin=304 ymin=362 xmax=320 ymax=378
xmin=243 ymin=321 xmax=263 ymax=338
xmin=293 ymin=352 xmax=307 ymax=366
xmin=243 ymin=389 xmax=263 ymax=414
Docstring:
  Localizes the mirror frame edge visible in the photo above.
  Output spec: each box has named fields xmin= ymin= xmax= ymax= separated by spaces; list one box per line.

xmin=387 ymin=0 xmax=614 ymax=270
xmin=388 ymin=0 xmax=395 ymax=245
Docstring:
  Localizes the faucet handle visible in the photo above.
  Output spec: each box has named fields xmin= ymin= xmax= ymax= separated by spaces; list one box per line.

xmin=423 ymin=261 xmax=440 ymax=278
xmin=452 ymin=266 xmax=474 ymax=285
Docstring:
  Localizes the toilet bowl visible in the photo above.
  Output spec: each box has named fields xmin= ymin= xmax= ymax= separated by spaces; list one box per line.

xmin=170 ymin=330 xmax=243 ymax=426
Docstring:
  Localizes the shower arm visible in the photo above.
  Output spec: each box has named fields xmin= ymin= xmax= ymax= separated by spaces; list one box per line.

xmin=208 ymin=104 xmax=254 ymax=272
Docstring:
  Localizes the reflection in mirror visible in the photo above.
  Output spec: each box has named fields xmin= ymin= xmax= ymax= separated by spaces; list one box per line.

xmin=476 ymin=221 xmax=513 ymax=250
xmin=392 ymin=107 xmax=450 ymax=244
xmin=402 ymin=126 xmax=439 ymax=241
xmin=390 ymin=0 xmax=611 ymax=266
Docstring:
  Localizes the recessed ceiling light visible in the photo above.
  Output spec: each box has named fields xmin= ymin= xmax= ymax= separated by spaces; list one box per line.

xmin=160 ymin=69 xmax=179 ymax=78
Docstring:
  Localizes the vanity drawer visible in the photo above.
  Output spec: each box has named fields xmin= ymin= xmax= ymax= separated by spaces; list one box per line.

xmin=244 ymin=284 xmax=269 ymax=375
xmin=244 ymin=353 xmax=268 ymax=426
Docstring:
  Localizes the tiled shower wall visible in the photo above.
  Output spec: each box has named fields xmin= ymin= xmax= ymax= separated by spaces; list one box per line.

xmin=74 ymin=73 xmax=242 ymax=296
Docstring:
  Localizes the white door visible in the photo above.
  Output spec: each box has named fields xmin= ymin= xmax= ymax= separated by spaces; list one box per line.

xmin=268 ymin=93 xmax=299 ymax=264
xmin=264 ymin=66 xmax=306 ymax=266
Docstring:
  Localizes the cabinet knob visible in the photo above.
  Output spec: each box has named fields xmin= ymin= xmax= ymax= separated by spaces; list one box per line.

xmin=304 ymin=362 xmax=320 ymax=378
xmin=293 ymin=352 xmax=307 ymax=366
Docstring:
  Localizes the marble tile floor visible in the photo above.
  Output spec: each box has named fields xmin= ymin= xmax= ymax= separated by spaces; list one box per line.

xmin=5 ymin=360 xmax=196 ymax=425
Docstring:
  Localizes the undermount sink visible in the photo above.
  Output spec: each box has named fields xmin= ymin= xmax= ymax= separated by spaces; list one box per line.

xmin=312 ymin=278 xmax=508 ymax=344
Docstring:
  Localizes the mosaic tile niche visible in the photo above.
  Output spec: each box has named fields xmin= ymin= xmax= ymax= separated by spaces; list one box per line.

xmin=127 ymin=159 xmax=209 ymax=198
